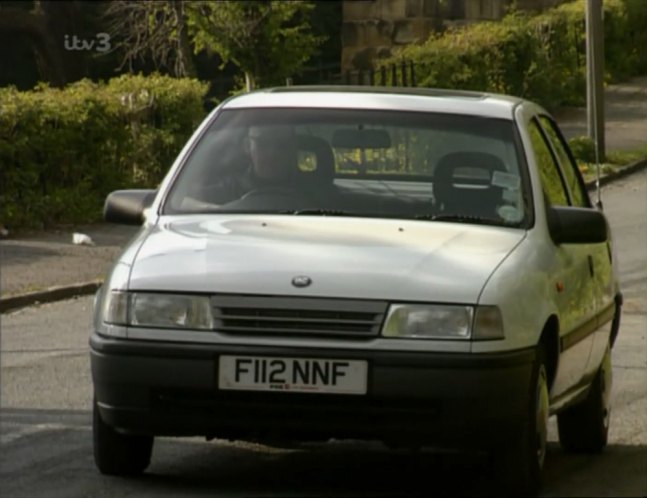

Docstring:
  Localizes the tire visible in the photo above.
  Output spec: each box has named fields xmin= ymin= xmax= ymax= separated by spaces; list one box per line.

xmin=557 ymin=343 xmax=612 ymax=453
xmin=492 ymin=346 xmax=549 ymax=497
xmin=93 ymin=398 xmax=154 ymax=476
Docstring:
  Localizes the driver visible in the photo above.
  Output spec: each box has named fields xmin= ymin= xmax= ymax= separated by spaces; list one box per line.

xmin=247 ymin=124 xmax=298 ymax=183
xmin=199 ymin=124 xmax=298 ymax=205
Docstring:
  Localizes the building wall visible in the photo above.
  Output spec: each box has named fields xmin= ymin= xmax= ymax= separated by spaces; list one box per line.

xmin=342 ymin=0 xmax=567 ymax=71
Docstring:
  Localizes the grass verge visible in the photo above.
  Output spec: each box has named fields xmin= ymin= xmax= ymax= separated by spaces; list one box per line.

xmin=576 ymin=145 xmax=647 ymax=183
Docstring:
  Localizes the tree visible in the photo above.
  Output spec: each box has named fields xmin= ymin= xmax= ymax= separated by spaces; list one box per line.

xmin=0 ymin=1 xmax=124 ymax=89
xmin=103 ymin=0 xmax=196 ymax=77
xmin=186 ymin=1 xmax=325 ymax=90
xmin=0 ymin=1 xmax=92 ymax=87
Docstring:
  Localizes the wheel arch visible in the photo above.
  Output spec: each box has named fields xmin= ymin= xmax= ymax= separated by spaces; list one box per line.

xmin=610 ymin=293 xmax=622 ymax=348
xmin=538 ymin=315 xmax=559 ymax=391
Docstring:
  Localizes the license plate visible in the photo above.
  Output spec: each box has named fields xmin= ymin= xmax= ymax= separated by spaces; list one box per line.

xmin=218 ymin=355 xmax=368 ymax=395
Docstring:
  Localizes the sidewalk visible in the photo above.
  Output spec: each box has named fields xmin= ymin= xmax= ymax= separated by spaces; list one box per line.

xmin=553 ymin=75 xmax=647 ymax=151
xmin=1 ymin=77 xmax=647 ymax=313
xmin=0 ymin=223 xmax=139 ymax=312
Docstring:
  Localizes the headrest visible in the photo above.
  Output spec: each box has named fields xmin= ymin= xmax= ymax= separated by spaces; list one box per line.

xmin=296 ymin=135 xmax=335 ymax=183
xmin=434 ymin=152 xmax=506 ymax=185
xmin=433 ymin=152 xmax=506 ymax=210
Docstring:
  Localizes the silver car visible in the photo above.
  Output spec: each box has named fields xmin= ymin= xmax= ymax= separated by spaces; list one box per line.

xmin=91 ymin=87 xmax=621 ymax=495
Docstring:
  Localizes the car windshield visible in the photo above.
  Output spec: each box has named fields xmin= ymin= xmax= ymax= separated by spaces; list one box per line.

xmin=164 ymin=108 xmax=530 ymax=227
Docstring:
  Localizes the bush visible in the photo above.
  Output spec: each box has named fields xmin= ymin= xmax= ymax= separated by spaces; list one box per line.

xmin=604 ymin=0 xmax=647 ymax=81
xmin=568 ymin=136 xmax=597 ymax=163
xmin=0 ymin=75 xmax=207 ymax=229
xmin=383 ymin=0 xmax=647 ymax=109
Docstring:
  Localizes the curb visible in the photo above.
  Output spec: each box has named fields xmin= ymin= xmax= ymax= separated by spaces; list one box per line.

xmin=2 ymin=156 xmax=646 ymax=314
xmin=0 ymin=281 xmax=102 ymax=314
xmin=585 ymin=156 xmax=647 ymax=190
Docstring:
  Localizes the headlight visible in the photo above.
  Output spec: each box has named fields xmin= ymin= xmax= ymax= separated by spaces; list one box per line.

xmin=103 ymin=291 xmax=213 ymax=330
xmin=381 ymin=304 xmax=504 ymax=340
xmin=382 ymin=304 xmax=473 ymax=340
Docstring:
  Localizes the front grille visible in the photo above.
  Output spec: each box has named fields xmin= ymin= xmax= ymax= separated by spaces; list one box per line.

xmin=212 ymin=295 xmax=388 ymax=339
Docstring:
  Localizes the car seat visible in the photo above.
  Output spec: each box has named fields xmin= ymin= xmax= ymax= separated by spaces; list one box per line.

xmin=433 ymin=152 xmax=506 ymax=218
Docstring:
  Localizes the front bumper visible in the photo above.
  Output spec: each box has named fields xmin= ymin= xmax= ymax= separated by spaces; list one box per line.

xmin=90 ymin=333 xmax=535 ymax=448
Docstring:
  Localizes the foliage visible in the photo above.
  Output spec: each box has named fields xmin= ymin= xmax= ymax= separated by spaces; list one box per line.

xmin=103 ymin=1 xmax=196 ymax=77
xmin=384 ymin=0 xmax=647 ymax=109
xmin=603 ymin=0 xmax=647 ymax=81
xmin=0 ymin=75 xmax=207 ymax=229
xmin=571 ymin=138 xmax=647 ymax=183
xmin=568 ymin=136 xmax=597 ymax=163
xmin=605 ymin=145 xmax=647 ymax=166
xmin=186 ymin=1 xmax=325 ymax=90
xmin=0 ymin=1 xmax=131 ymax=90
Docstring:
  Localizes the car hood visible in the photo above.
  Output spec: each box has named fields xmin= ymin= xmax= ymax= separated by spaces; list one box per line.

xmin=128 ymin=215 xmax=525 ymax=303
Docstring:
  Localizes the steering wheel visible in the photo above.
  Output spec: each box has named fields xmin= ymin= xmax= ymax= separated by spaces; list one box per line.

xmin=240 ymin=185 xmax=304 ymax=201
xmin=218 ymin=184 xmax=306 ymax=211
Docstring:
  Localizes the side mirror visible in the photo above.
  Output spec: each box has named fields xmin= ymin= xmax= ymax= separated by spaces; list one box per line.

xmin=103 ymin=189 xmax=157 ymax=225
xmin=547 ymin=206 xmax=608 ymax=244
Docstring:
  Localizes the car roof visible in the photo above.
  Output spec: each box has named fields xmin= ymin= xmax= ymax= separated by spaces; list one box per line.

xmin=221 ymin=85 xmax=525 ymax=120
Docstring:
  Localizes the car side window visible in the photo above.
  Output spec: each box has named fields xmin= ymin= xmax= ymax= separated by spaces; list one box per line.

xmin=538 ymin=116 xmax=590 ymax=207
xmin=528 ymin=120 xmax=569 ymax=206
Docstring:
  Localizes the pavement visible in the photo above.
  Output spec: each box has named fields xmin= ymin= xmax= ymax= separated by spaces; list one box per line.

xmin=1 ymin=76 xmax=646 ymax=314
xmin=553 ymin=75 xmax=647 ymax=151
xmin=0 ymin=223 xmax=139 ymax=312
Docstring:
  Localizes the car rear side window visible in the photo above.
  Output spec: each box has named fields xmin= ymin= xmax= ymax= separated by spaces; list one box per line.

xmin=538 ymin=116 xmax=590 ymax=208
xmin=528 ymin=120 xmax=568 ymax=206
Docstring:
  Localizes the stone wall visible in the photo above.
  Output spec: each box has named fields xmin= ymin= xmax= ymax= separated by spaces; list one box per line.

xmin=342 ymin=0 xmax=568 ymax=71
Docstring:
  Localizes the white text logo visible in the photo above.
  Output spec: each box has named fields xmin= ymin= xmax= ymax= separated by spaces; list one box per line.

xmin=64 ymin=33 xmax=111 ymax=53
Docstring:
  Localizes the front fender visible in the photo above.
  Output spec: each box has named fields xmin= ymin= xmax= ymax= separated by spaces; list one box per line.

xmin=473 ymin=233 xmax=558 ymax=353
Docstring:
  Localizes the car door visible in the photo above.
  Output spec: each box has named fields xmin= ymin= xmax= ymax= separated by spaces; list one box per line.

xmin=537 ymin=116 xmax=615 ymax=377
xmin=528 ymin=118 xmax=595 ymax=399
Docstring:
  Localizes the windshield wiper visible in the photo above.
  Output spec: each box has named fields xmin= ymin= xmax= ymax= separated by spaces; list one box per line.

xmin=414 ymin=213 xmax=513 ymax=227
xmin=279 ymin=209 xmax=361 ymax=216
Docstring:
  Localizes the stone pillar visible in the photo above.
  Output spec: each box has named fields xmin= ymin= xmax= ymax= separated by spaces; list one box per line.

xmin=342 ymin=0 xmax=441 ymax=72
xmin=341 ymin=0 xmax=570 ymax=72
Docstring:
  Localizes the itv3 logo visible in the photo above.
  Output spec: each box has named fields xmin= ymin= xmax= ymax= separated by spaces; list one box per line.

xmin=64 ymin=33 xmax=111 ymax=53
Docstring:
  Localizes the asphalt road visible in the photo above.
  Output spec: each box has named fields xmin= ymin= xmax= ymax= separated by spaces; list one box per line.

xmin=1 ymin=171 xmax=645 ymax=497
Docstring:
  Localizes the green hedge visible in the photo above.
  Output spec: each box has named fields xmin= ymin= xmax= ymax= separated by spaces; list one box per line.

xmin=0 ymin=75 xmax=207 ymax=229
xmin=384 ymin=0 xmax=647 ymax=109
xmin=568 ymin=136 xmax=598 ymax=164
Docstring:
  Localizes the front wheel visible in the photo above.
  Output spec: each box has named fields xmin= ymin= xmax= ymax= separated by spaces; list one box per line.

xmin=557 ymin=344 xmax=612 ymax=453
xmin=492 ymin=346 xmax=549 ymax=497
xmin=93 ymin=398 xmax=153 ymax=476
